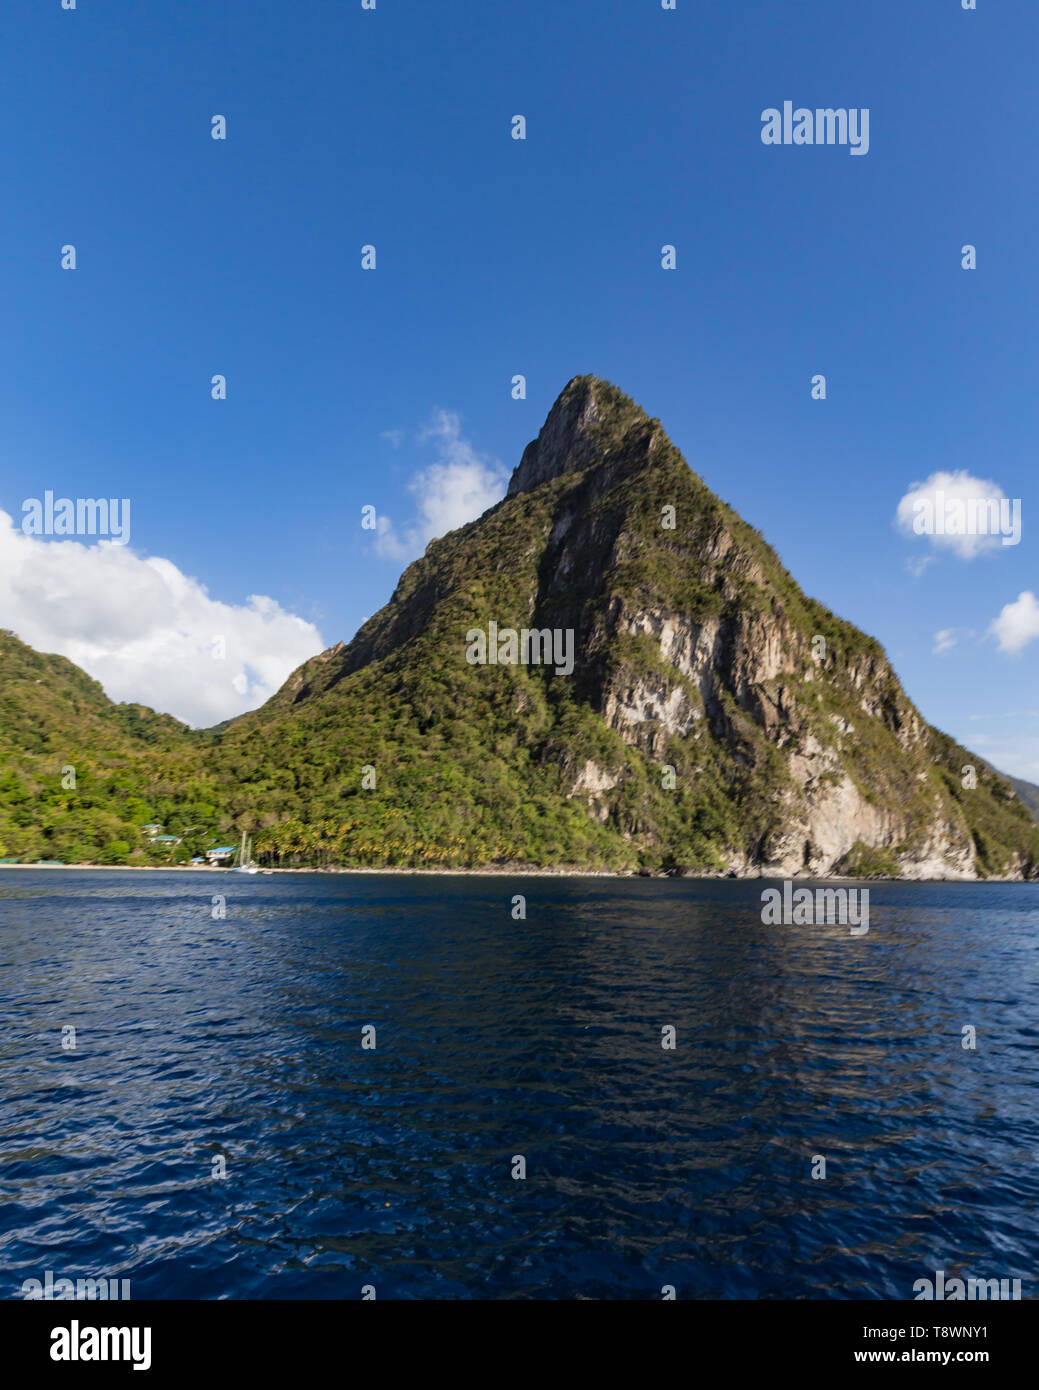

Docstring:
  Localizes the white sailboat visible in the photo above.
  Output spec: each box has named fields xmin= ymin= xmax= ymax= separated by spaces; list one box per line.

xmin=233 ymin=831 xmax=259 ymax=874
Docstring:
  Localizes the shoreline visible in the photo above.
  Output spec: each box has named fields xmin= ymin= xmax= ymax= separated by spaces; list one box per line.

xmin=0 ymin=862 xmax=624 ymax=878
xmin=0 ymin=863 xmax=1034 ymax=883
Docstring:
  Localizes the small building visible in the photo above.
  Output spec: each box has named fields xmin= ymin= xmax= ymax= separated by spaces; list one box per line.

xmin=141 ymin=824 xmax=164 ymax=838
xmin=151 ymin=835 xmax=181 ymax=846
xmin=206 ymin=846 xmax=236 ymax=865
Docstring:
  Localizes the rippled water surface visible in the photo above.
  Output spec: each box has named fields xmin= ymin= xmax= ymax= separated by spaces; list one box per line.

xmin=1 ymin=871 xmax=1037 ymax=1299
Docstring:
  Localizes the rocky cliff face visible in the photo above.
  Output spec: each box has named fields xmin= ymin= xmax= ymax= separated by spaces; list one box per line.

xmin=476 ymin=377 xmax=1026 ymax=876
xmin=225 ymin=375 xmax=1039 ymax=878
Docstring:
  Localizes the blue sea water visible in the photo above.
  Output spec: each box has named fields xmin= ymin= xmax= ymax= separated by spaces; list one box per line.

xmin=1 ymin=871 xmax=1037 ymax=1300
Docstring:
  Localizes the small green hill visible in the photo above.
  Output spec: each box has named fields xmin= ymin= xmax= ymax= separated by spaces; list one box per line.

xmin=0 ymin=630 xmax=225 ymax=864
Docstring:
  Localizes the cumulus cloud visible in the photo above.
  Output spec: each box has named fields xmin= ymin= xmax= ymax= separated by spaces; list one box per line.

xmin=0 ymin=509 xmax=324 ymax=728
xmin=989 ymin=590 xmax=1039 ymax=655
xmin=932 ymin=628 xmax=957 ymax=655
xmin=895 ymin=470 xmax=1020 ymax=560
xmin=375 ymin=410 xmax=507 ymax=563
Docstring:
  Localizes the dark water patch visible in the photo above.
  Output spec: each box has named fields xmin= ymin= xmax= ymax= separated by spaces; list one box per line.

xmin=1 ymin=872 xmax=1037 ymax=1299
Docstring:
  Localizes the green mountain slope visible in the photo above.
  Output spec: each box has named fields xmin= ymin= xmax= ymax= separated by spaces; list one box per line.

xmin=1008 ymin=775 xmax=1039 ymax=825
xmin=212 ymin=376 xmax=1039 ymax=878
xmin=2 ymin=375 xmax=1037 ymax=878
xmin=0 ymin=630 xmax=223 ymax=863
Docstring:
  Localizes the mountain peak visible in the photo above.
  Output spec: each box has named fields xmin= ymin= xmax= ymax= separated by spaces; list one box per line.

xmin=506 ymin=375 xmax=657 ymax=498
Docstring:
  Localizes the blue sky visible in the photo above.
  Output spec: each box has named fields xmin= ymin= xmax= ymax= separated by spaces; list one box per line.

xmin=1 ymin=0 xmax=1037 ymax=777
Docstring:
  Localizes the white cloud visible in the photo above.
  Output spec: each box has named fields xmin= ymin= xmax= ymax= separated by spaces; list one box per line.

xmin=895 ymin=469 xmax=1019 ymax=560
xmin=0 ymin=509 xmax=324 ymax=728
xmin=989 ymin=590 xmax=1039 ymax=655
xmin=906 ymin=554 xmax=934 ymax=578
xmin=375 ymin=410 xmax=507 ymax=563
xmin=932 ymin=628 xmax=957 ymax=655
